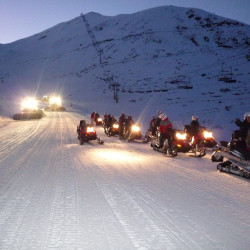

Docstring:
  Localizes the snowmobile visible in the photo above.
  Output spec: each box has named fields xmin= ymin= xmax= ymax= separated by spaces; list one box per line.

xmin=151 ymin=130 xmax=191 ymax=157
xmin=94 ymin=113 xmax=103 ymax=126
xmin=144 ymin=128 xmax=159 ymax=143
xmin=104 ymin=122 xmax=119 ymax=137
xmin=184 ymin=126 xmax=207 ymax=157
xmin=124 ymin=124 xmax=143 ymax=142
xmin=199 ymin=128 xmax=217 ymax=148
xmin=77 ymin=121 xmax=104 ymax=145
xmin=95 ymin=117 xmax=103 ymax=126
xmin=13 ymin=109 xmax=45 ymax=120
xmin=212 ymin=142 xmax=250 ymax=179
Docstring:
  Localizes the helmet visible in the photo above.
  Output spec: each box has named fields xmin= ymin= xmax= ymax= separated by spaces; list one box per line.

xmin=159 ymin=113 xmax=168 ymax=120
xmin=192 ymin=115 xmax=198 ymax=121
xmin=244 ymin=112 xmax=250 ymax=119
xmin=157 ymin=110 xmax=163 ymax=115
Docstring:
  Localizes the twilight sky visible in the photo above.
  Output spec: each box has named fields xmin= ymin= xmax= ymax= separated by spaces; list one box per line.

xmin=1 ymin=0 xmax=249 ymax=44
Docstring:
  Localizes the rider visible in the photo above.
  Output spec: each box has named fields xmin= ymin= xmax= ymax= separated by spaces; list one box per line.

xmin=95 ymin=112 xmax=100 ymax=121
xmin=77 ymin=120 xmax=87 ymax=139
xmin=103 ymin=113 xmax=109 ymax=127
xmin=231 ymin=112 xmax=250 ymax=157
xmin=106 ymin=115 xmax=114 ymax=132
xmin=189 ymin=115 xmax=200 ymax=137
xmin=91 ymin=112 xmax=95 ymax=126
xmin=157 ymin=113 xmax=173 ymax=150
xmin=119 ymin=113 xmax=126 ymax=139
xmin=149 ymin=115 xmax=158 ymax=137
xmin=144 ymin=115 xmax=158 ymax=141
xmin=124 ymin=115 xmax=134 ymax=138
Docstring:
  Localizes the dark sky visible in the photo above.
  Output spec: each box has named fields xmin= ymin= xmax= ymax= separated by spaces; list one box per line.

xmin=1 ymin=0 xmax=249 ymax=44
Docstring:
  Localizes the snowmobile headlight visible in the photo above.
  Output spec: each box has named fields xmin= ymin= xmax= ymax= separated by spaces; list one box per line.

xmin=176 ymin=132 xmax=186 ymax=140
xmin=204 ymin=131 xmax=213 ymax=139
xmin=113 ymin=123 xmax=119 ymax=129
xmin=132 ymin=125 xmax=140 ymax=132
xmin=87 ymin=126 xmax=95 ymax=133
xmin=97 ymin=117 xmax=102 ymax=122
xmin=21 ymin=98 xmax=38 ymax=111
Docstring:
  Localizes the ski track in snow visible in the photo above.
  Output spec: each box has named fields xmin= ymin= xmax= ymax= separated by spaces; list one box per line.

xmin=0 ymin=112 xmax=249 ymax=249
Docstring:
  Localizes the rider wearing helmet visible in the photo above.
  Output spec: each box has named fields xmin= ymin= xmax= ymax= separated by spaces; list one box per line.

xmin=77 ymin=120 xmax=87 ymax=139
xmin=149 ymin=115 xmax=158 ymax=136
xmin=230 ymin=112 xmax=250 ymax=157
xmin=119 ymin=113 xmax=126 ymax=139
xmin=125 ymin=115 xmax=134 ymax=137
xmin=157 ymin=113 xmax=173 ymax=148
xmin=189 ymin=115 xmax=200 ymax=137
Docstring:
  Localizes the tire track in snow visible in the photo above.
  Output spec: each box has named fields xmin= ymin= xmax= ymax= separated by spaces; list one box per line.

xmin=0 ymin=118 xmax=43 ymax=163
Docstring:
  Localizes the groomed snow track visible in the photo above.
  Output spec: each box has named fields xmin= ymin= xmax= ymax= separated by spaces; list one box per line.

xmin=0 ymin=112 xmax=249 ymax=249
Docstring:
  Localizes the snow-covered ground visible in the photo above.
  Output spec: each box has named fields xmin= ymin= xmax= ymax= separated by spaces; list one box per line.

xmin=0 ymin=5 xmax=249 ymax=249
xmin=0 ymin=111 xmax=249 ymax=249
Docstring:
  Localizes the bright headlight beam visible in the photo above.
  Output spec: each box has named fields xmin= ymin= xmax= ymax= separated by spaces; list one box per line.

xmin=21 ymin=98 xmax=38 ymax=110
xmin=132 ymin=125 xmax=140 ymax=132
xmin=50 ymin=96 xmax=61 ymax=106
xmin=204 ymin=131 xmax=213 ymax=139
xmin=176 ymin=132 xmax=187 ymax=140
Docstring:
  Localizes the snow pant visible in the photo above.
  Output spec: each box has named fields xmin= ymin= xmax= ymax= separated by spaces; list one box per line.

xmin=119 ymin=125 xmax=124 ymax=139
xmin=159 ymin=133 xmax=173 ymax=149
xmin=159 ymin=133 xmax=167 ymax=148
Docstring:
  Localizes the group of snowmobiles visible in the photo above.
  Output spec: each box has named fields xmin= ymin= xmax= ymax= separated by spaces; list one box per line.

xmin=76 ymin=111 xmax=250 ymax=179
xmin=148 ymin=122 xmax=216 ymax=158
xmin=102 ymin=113 xmax=143 ymax=142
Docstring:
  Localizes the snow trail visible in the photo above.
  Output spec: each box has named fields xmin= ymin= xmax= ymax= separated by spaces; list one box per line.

xmin=0 ymin=112 xmax=249 ymax=249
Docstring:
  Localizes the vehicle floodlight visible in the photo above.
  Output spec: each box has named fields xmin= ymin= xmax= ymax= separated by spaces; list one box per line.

xmin=50 ymin=96 xmax=61 ymax=106
xmin=21 ymin=98 xmax=38 ymax=111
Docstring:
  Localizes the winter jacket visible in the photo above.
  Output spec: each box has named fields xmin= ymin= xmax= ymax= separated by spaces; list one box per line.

xmin=238 ymin=119 xmax=250 ymax=141
xmin=189 ymin=120 xmax=200 ymax=136
xmin=119 ymin=115 xmax=126 ymax=127
xmin=159 ymin=118 xmax=173 ymax=135
xmin=149 ymin=118 xmax=157 ymax=129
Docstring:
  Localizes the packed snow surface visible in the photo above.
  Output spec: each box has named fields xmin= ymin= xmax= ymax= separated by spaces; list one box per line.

xmin=0 ymin=112 xmax=249 ymax=249
xmin=0 ymin=5 xmax=249 ymax=249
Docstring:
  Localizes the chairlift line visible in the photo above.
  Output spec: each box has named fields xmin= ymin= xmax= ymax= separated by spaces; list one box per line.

xmin=80 ymin=13 xmax=103 ymax=64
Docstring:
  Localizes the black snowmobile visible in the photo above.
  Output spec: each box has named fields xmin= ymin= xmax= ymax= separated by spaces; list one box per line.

xmin=212 ymin=117 xmax=250 ymax=178
xmin=212 ymin=140 xmax=250 ymax=179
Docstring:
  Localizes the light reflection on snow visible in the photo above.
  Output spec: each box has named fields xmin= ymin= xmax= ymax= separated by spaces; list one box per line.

xmin=92 ymin=149 xmax=145 ymax=163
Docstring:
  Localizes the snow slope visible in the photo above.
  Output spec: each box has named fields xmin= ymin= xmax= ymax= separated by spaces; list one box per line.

xmin=0 ymin=112 xmax=249 ymax=249
xmin=0 ymin=5 xmax=249 ymax=140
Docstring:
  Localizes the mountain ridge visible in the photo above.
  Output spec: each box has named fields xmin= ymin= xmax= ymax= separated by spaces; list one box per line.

xmin=0 ymin=5 xmax=249 ymax=140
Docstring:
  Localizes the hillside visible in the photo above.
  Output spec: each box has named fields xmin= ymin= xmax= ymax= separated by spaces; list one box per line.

xmin=0 ymin=5 xmax=249 ymax=140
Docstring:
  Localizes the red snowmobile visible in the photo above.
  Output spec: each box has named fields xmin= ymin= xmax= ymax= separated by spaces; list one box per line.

xmin=77 ymin=120 xmax=104 ymax=145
